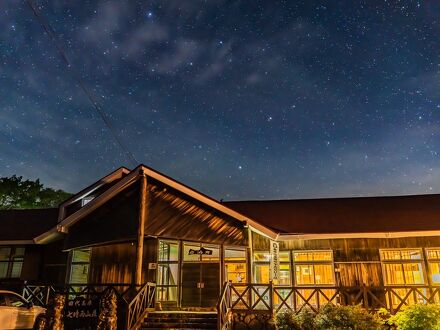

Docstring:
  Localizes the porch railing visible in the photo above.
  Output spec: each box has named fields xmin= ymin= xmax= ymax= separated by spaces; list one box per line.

xmin=21 ymin=283 xmax=154 ymax=330
xmin=126 ymin=282 xmax=156 ymax=330
xmin=219 ymin=283 xmax=440 ymax=316
xmin=217 ymin=281 xmax=233 ymax=330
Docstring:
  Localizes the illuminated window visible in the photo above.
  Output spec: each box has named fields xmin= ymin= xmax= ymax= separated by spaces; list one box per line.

xmin=81 ymin=196 xmax=94 ymax=206
xmin=183 ymin=243 xmax=219 ymax=262
xmin=0 ymin=247 xmax=25 ymax=279
xmin=426 ymin=248 xmax=440 ymax=285
xmin=293 ymin=251 xmax=335 ymax=285
xmin=225 ymin=248 xmax=247 ymax=283
xmin=380 ymin=249 xmax=425 ymax=285
xmin=157 ymin=240 xmax=179 ymax=301
xmin=69 ymin=249 xmax=91 ymax=284
xmin=253 ymin=251 xmax=291 ymax=285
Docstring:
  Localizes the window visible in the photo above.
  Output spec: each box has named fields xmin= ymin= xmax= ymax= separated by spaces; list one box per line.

xmin=81 ymin=196 xmax=94 ymax=206
xmin=381 ymin=249 xmax=426 ymax=307
xmin=0 ymin=247 xmax=25 ymax=279
xmin=380 ymin=249 xmax=425 ymax=285
xmin=292 ymin=250 xmax=335 ymax=309
xmin=183 ymin=243 xmax=219 ymax=262
xmin=293 ymin=251 xmax=334 ymax=285
xmin=225 ymin=248 xmax=247 ymax=283
xmin=426 ymin=248 xmax=440 ymax=285
xmin=157 ymin=240 xmax=179 ymax=302
xmin=253 ymin=251 xmax=291 ymax=285
xmin=69 ymin=249 xmax=91 ymax=284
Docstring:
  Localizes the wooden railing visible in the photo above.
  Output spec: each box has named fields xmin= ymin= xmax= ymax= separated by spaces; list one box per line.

xmin=21 ymin=283 xmax=154 ymax=329
xmin=217 ymin=282 xmax=233 ymax=330
xmin=126 ymin=282 xmax=156 ymax=330
xmin=224 ymin=283 xmax=440 ymax=315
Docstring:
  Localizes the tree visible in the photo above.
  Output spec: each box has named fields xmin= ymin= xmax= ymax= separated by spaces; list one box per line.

xmin=0 ymin=175 xmax=71 ymax=209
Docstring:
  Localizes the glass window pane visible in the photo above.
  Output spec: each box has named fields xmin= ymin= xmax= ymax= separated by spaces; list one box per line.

xmin=183 ymin=244 xmax=201 ymax=262
xmin=254 ymin=252 xmax=270 ymax=262
xmin=14 ymin=248 xmax=25 ymax=257
xmin=202 ymin=245 xmax=219 ymax=262
xmin=226 ymin=263 xmax=246 ymax=283
xmin=158 ymin=241 xmax=179 ymax=262
xmin=70 ymin=264 xmax=89 ymax=284
xmin=10 ymin=261 xmax=22 ymax=278
xmin=403 ymin=263 xmax=425 ymax=284
xmin=430 ymin=262 xmax=440 ymax=283
xmin=225 ymin=249 xmax=246 ymax=261
xmin=72 ymin=249 xmax=91 ymax=263
xmin=381 ymin=249 xmax=422 ymax=261
xmin=0 ymin=262 xmax=8 ymax=278
xmin=0 ymin=248 xmax=11 ymax=261
xmin=279 ymin=252 xmax=290 ymax=262
xmin=293 ymin=251 xmax=332 ymax=262
xmin=6 ymin=294 xmax=26 ymax=307
xmin=158 ymin=264 xmax=179 ymax=286
xmin=314 ymin=264 xmax=334 ymax=285
xmin=427 ymin=249 xmax=440 ymax=260
xmin=254 ymin=264 xmax=270 ymax=284
xmin=296 ymin=265 xmax=314 ymax=285
xmin=278 ymin=264 xmax=291 ymax=285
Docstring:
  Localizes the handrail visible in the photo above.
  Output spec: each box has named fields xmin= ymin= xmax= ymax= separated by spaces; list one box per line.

xmin=217 ymin=281 xmax=232 ymax=330
xmin=223 ymin=283 xmax=440 ymax=315
xmin=126 ymin=282 xmax=156 ymax=330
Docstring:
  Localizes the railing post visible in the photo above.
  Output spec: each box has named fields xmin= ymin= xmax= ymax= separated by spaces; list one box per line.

xmin=362 ymin=285 xmax=368 ymax=309
xmin=269 ymin=281 xmax=273 ymax=312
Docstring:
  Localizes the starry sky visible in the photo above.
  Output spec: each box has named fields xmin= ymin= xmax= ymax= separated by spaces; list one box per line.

xmin=1 ymin=0 xmax=440 ymax=200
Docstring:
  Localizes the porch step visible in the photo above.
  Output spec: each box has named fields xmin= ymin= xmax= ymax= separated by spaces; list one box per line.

xmin=141 ymin=312 xmax=217 ymax=329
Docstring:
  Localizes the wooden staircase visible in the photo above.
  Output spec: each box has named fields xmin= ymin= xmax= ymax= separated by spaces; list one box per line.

xmin=141 ymin=311 xmax=217 ymax=329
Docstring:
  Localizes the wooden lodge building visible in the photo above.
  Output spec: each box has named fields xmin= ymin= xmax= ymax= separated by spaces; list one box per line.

xmin=2 ymin=164 xmax=440 ymax=326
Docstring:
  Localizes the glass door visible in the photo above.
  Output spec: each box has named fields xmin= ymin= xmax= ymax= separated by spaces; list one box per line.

xmin=181 ymin=242 xmax=220 ymax=308
xmin=157 ymin=240 xmax=179 ymax=303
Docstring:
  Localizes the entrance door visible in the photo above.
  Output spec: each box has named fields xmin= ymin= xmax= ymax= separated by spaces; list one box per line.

xmin=181 ymin=263 xmax=220 ymax=308
xmin=181 ymin=243 xmax=220 ymax=309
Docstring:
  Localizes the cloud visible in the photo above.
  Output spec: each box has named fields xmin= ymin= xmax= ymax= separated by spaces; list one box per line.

xmin=151 ymin=39 xmax=200 ymax=74
xmin=123 ymin=23 xmax=169 ymax=58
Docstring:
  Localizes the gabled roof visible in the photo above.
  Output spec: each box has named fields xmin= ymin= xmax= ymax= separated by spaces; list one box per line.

xmin=224 ymin=194 xmax=440 ymax=239
xmin=35 ymin=165 xmax=278 ymax=244
xmin=58 ymin=166 xmax=130 ymax=221
xmin=0 ymin=208 xmax=58 ymax=243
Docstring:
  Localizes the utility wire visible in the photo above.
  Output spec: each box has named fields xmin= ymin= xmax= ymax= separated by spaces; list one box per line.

xmin=26 ymin=0 xmax=138 ymax=167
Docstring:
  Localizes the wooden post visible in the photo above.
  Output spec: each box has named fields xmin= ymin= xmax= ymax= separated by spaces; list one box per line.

xmin=135 ymin=171 xmax=147 ymax=287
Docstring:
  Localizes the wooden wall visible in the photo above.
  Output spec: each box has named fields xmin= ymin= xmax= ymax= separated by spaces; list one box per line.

xmin=252 ymin=231 xmax=440 ymax=287
xmin=41 ymin=240 xmax=69 ymax=284
xmin=88 ymin=238 xmax=157 ymax=285
xmin=145 ymin=179 xmax=247 ymax=246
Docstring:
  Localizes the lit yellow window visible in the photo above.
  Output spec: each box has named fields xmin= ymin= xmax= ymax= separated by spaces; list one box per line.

xmin=225 ymin=248 xmax=247 ymax=283
xmin=293 ymin=251 xmax=335 ymax=286
xmin=426 ymin=248 xmax=440 ymax=285
xmin=380 ymin=249 xmax=426 ymax=285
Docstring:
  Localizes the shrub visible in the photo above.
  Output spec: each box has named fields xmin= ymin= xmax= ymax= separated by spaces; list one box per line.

xmin=275 ymin=309 xmax=301 ymax=330
xmin=388 ymin=304 xmax=440 ymax=330
xmin=276 ymin=304 xmax=384 ymax=330
xmin=314 ymin=304 xmax=383 ymax=330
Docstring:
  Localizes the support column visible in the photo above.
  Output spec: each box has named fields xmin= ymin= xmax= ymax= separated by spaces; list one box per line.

xmin=135 ymin=171 xmax=147 ymax=286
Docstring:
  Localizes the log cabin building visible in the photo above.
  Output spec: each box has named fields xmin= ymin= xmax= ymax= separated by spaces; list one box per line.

xmin=1 ymin=164 xmax=440 ymax=319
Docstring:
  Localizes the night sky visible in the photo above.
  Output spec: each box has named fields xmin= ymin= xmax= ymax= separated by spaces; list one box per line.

xmin=1 ymin=1 xmax=440 ymax=200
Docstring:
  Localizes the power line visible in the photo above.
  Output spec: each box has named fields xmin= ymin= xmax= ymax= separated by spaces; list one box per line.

xmin=26 ymin=0 xmax=138 ymax=167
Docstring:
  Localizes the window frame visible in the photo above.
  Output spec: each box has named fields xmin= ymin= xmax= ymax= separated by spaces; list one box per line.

xmin=68 ymin=248 xmax=91 ymax=285
xmin=424 ymin=248 xmax=440 ymax=286
xmin=292 ymin=250 xmax=335 ymax=286
xmin=0 ymin=246 xmax=25 ymax=279
xmin=157 ymin=240 xmax=180 ymax=302
xmin=380 ymin=248 xmax=427 ymax=286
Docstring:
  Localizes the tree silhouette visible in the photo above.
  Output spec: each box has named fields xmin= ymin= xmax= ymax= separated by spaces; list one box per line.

xmin=0 ymin=175 xmax=71 ymax=209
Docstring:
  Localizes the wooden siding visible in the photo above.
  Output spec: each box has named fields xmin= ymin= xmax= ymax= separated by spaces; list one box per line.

xmin=88 ymin=238 xmax=157 ymax=285
xmin=252 ymin=231 xmax=440 ymax=287
xmin=65 ymin=181 xmax=141 ymax=250
xmin=41 ymin=240 xmax=68 ymax=284
xmin=144 ymin=179 xmax=247 ymax=246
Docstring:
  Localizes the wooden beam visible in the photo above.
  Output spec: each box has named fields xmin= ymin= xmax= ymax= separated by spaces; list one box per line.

xmin=135 ymin=171 xmax=148 ymax=286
